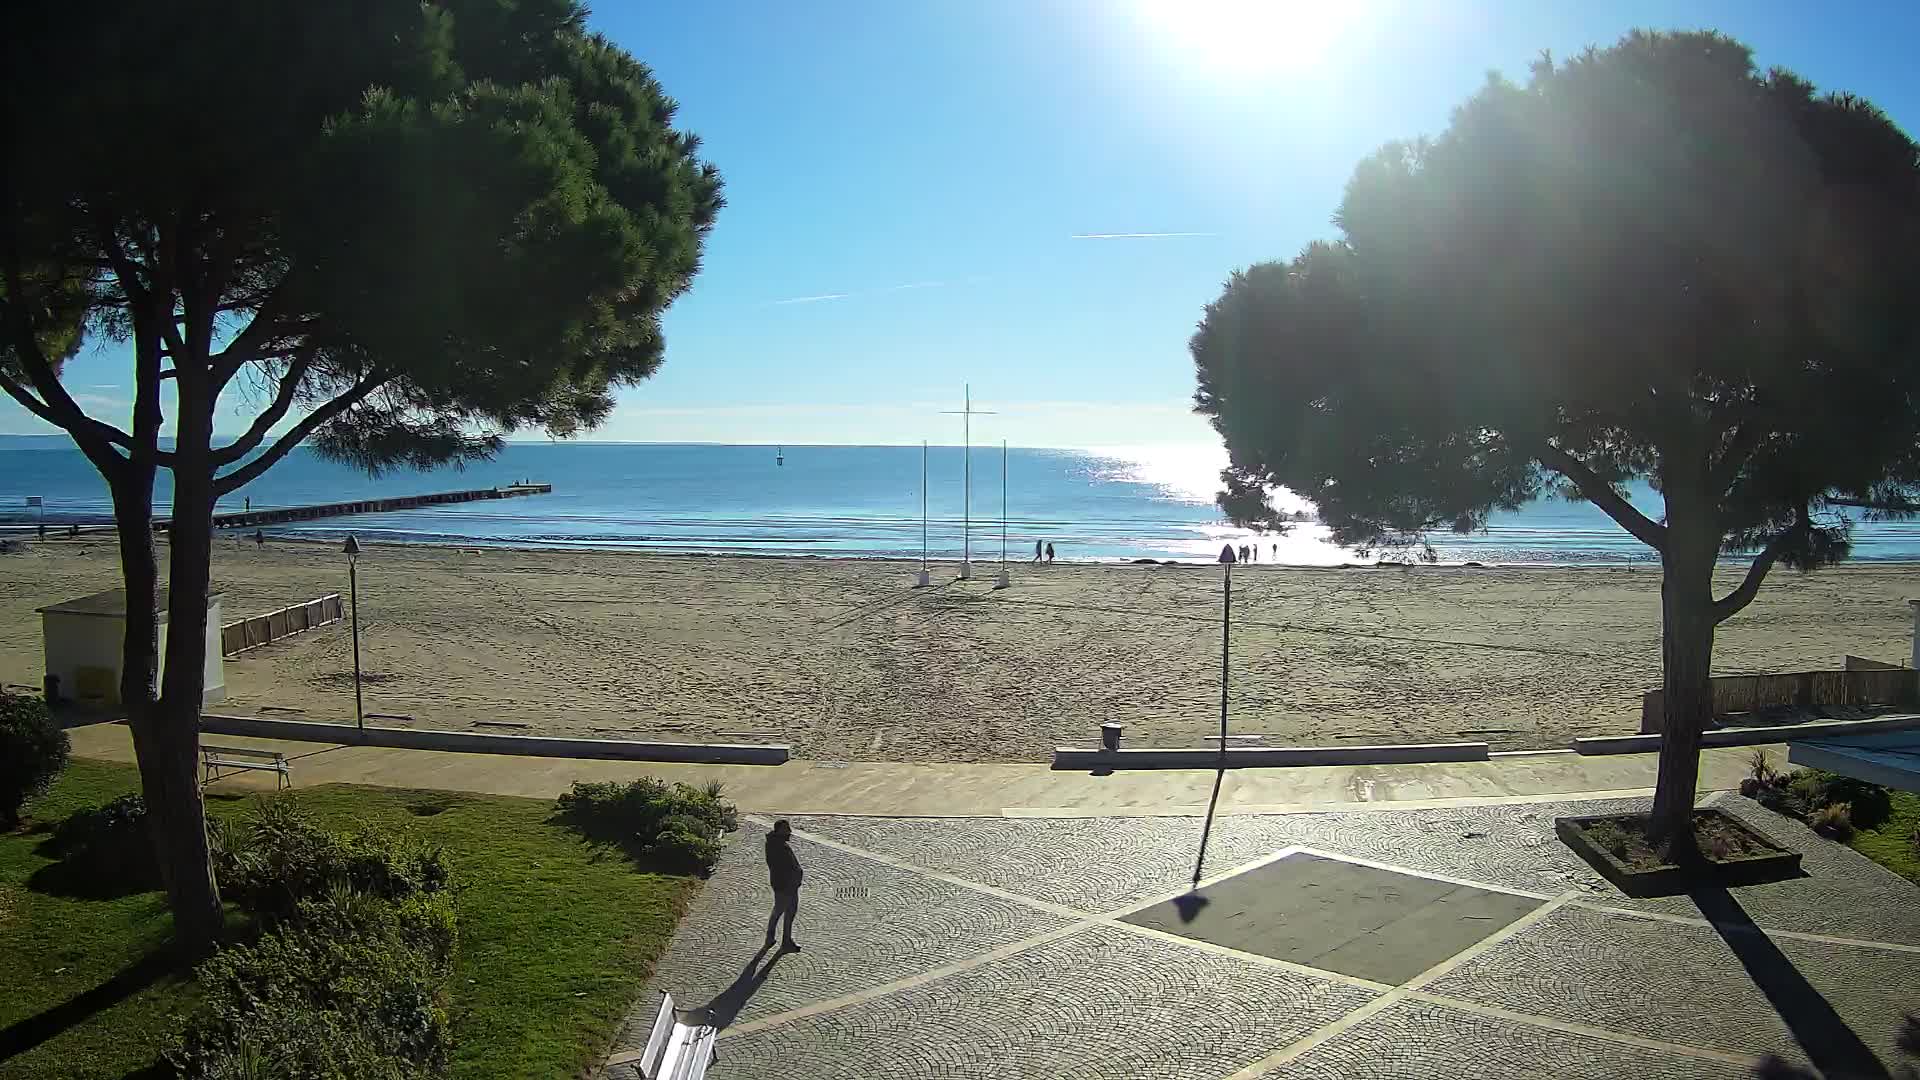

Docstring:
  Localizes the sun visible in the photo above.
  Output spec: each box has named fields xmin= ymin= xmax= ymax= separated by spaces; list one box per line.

xmin=1136 ymin=0 xmax=1348 ymax=77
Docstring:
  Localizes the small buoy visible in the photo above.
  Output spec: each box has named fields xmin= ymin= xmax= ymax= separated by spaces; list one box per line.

xmin=776 ymin=445 xmax=784 ymax=467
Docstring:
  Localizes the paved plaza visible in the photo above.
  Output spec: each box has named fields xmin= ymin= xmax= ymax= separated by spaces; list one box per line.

xmin=607 ymin=793 xmax=1920 ymax=1080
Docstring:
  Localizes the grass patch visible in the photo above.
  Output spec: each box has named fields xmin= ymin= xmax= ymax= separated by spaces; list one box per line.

xmin=1 ymin=760 xmax=699 ymax=1079
xmin=1848 ymin=789 xmax=1920 ymax=884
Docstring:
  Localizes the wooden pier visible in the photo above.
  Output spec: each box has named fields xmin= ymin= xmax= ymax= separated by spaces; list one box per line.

xmin=159 ymin=483 xmax=552 ymax=533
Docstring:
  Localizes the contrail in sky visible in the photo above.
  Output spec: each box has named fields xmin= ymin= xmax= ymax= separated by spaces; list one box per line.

xmin=768 ymin=281 xmax=947 ymax=306
xmin=1070 ymin=231 xmax=1218 ymax=239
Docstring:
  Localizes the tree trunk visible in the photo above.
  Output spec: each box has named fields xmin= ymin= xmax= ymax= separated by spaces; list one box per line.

xmin=151 ymin=389 xmax=224 ymax=953
xmin=1650 ymin=542 xmax=1718 ymax=860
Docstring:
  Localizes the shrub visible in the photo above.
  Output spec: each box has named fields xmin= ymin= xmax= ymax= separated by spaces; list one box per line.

xmin=1809 ymin=773 xmax=1892 ymax=831
xmin=1808 ymin=802 xmax=1855 ymax=842
xmin=47 ymin=793 xmax=160 ymax=890
xmin=0 ymin=692 xmax=68 ymax=828
xmin=172 ymin=886 xmax=457 ymax=1079
xmin=215 ymin=799 xmax=450 ymax=923
xmin=1745 ymin=765 xmax=1894 ymax=834
xmin=554 ymin=777 xmax=737 ymax=874
xmin=1747 ymin=749 xmax=1777 ymax=786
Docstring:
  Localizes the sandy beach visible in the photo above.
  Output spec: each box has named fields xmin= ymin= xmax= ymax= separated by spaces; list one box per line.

xmin=1 ymin=539 xmax=1913 ymax=762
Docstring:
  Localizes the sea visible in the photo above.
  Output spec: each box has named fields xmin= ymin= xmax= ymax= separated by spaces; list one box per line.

xmin=5 ymin=434 xmax=1920 ymax=565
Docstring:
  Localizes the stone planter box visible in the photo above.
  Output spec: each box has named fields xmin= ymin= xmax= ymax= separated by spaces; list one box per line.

xmin=1555 ymin=809 xmax=1802 ymax=898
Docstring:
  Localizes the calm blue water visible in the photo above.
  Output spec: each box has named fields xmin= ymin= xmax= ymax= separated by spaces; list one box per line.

xmin=4 ymin=434 xmax=1919 ymax=564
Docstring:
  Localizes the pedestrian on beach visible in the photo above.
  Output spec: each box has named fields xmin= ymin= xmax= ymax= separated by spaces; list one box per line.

xmin=765 ymin=819 xmax=803 ymax=952
xmin=1045 ymin=542 xmax=1056 ymax=564
xmin=253 ymin=528 xmax=265 ymax=547
xmin=1034 ymin=539 xmax=1043 ymax=563
xmin=1272 ymin=543 xmax=1278 ymax=560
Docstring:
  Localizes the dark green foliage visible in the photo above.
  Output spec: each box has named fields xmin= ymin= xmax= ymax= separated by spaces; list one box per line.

xmin=0 ymin=692 xmax=68 ymax=827
xmin=44 ymin=793 xmax=160 ymax=892
xmin=1 ymin=2 xmax=720 ymax=944
xmin=1812 ymin=773 xmax=1894 ymax=830
xmin=554 ymin=778 xmax=736 ymax=874
xmin=1190 ymin=30 xmax=1920 ymax=848
xmin=171 ymin=888 xmax=459 ymax=1080
xmin=175 ymin=803 xmax=459 ymax=1078
xmin=213 ymin=799 xmax=451 ymax=925
xmin=1192 ymin=31 xmax=1920 ymax=562
xmin=2 ymin=1 xmax=722 ymax=474
xmin=1746 ymin=760 xmax=1896 ymax=835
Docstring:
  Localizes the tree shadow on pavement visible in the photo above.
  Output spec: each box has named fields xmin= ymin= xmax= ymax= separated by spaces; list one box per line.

xmin=1690 ymin=885 xmax=1890 ymax=1080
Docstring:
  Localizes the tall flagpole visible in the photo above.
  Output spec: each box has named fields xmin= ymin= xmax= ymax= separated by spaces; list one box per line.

xmin=916 ymin=440 xmax=930 ymax=586
xmin=994 ymin=439 xmax=1010 ymax=589
xmin=941 ymin=385 xmax=994 ymax=581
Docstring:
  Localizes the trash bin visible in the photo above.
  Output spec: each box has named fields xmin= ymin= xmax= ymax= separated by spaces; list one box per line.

xmin=1100 ymin=723 xmax=1124 ymax=752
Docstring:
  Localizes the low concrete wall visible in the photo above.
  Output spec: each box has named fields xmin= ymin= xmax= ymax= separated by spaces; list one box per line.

xmin=1574 ymin=713 xmax=1920 ymax=756
xmin=1051 ymin=741 xmax=1489 ymax=771
xmin=199 ymin=713 xmax=789 ymax=765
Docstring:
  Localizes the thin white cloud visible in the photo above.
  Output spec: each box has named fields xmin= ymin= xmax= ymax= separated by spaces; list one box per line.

xmin=1069 ymin=231 xmax=1218 ymax=239
xmin=767 ymin=280 xmax=949 ymax=306
xmin=770 ymin=292 xmax=852 ymax=305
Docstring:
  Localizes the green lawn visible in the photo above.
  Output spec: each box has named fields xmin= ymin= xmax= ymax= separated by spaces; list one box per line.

xmin=1850 ymin=789 xmax=1920 ymax=884
xmin=1 ymin=759 xmax=699 ymax=1079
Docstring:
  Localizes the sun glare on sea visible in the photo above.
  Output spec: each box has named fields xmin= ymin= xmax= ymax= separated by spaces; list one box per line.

xmin=1137 ymin=0 xmax=1350 ymax=76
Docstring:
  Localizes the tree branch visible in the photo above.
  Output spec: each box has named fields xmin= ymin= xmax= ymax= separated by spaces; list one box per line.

xmin=1708 ymin=421 xmax=1761 ymax=495
xmin=211 ymin=279 xmax=296 ymax=389
xmin=1534 ymin=440 xmax=1668 ymax=551
xmin=210 ymin=351 xmax=314 ymax=466
xmin=213 ymin=374 xmax=387 ymax=496
xmin=1713 ymin=515 xmax=1803 ymax=624
xmin=0 ymin=273 xmax=131 ymax=474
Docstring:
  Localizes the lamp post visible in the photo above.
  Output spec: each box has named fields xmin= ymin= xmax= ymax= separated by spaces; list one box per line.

xmin=343 ymin=534 xmax=364 ymax=732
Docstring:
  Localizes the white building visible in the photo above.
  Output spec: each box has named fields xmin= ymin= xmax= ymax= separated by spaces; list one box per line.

xmin=37 ymin=588 xmax=225 ymax=706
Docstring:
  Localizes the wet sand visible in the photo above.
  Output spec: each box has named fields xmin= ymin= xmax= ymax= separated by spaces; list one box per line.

xmin=1 ymin=540 xmax=1913 ymax=762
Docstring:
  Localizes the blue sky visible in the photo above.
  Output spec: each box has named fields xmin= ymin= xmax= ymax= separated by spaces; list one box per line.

xmin=11 ymin=0 xmax=1920 ymax=448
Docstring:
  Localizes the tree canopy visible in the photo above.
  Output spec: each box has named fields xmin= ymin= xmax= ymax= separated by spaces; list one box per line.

xmin=1195 ymin=32 xmax=1920 ymax=573
xmin=0 ymin=0 xmax=721 ymax=949
xmin=1191 ymin=30 xmax=1920 ymax=850
xmin=2 ymin=0 xmax=722 ymax=481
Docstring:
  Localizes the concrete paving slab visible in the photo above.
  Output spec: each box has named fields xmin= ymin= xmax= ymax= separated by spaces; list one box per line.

xmin=695 ymin=924 xmax=1377 ymax=1080
xmin=1271 ymin=997 xmax=1755 ymax=1080
xmin=1122 ymin=852 xmax=1544 ymax=984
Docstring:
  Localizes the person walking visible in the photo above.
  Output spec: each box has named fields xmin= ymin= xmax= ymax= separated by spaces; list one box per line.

xmin=1045 ymin=542 xmax=1056 ymax=564
xmin=1033 ymin=539 xmax=1043 ymax=563
xmin=765 ymin=819 xmax=803 ymax=951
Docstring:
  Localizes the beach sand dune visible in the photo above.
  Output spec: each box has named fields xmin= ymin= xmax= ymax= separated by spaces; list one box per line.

xmin=1 ymin=541 xmax=1912 ymax=762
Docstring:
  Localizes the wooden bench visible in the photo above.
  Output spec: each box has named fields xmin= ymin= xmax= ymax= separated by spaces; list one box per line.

xmin=612 ymin=991 xmax=715 ymax=1079
xmin=199 ymin=744 xmax=291 ymax=790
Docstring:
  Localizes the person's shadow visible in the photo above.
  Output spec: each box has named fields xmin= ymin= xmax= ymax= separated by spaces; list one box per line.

xmin=695 ymin=944 xmax=786 ymax=1030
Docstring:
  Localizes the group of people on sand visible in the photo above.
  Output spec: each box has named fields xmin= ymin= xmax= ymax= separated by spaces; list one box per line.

xmin=1223 ymin=541 xmax=1279 ymax=564
xmin=1031 ymin=539 xmax=1056 ymax=564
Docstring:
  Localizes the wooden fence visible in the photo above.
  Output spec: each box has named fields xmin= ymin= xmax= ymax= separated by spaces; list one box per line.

xmin=1640 ymin=667 xmax=1918 ymax=733
xmin=221 ymin=594 xmax=343 ymax=657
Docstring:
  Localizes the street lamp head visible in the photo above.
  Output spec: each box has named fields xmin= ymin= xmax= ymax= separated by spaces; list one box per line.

xmin=342 ymin=535 xmax=361 ymax=558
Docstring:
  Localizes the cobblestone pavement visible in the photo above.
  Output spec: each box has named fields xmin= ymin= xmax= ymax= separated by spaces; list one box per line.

xmin=606 ymin=794 xmax=1920 ymax=1080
